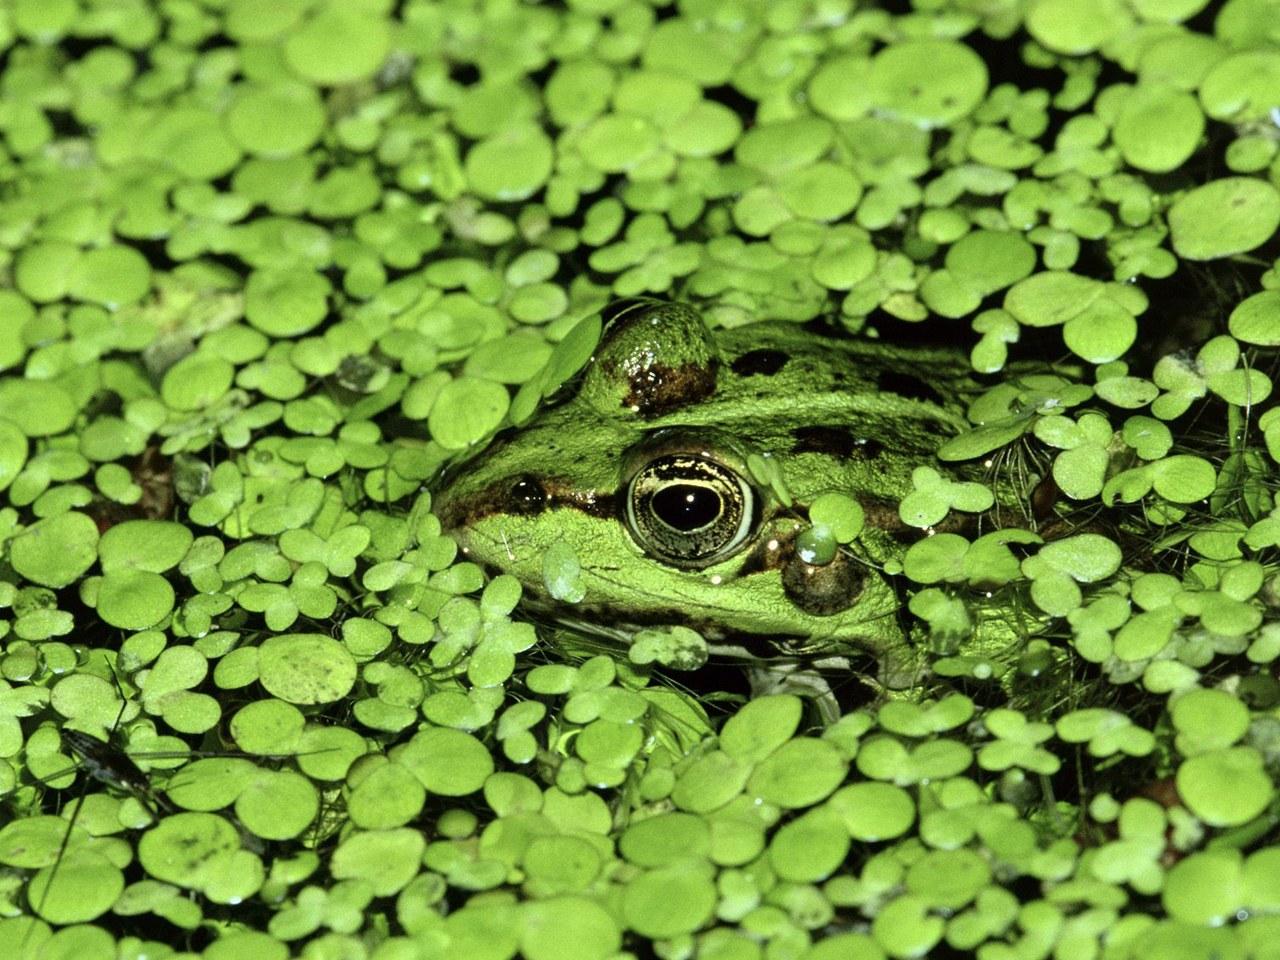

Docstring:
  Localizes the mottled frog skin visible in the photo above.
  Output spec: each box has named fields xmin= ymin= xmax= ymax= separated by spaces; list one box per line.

xmin=434 ymin=302 xmax=982 ymax=683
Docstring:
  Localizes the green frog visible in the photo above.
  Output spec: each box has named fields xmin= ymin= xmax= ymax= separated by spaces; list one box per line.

xmin=433 ymin=301 xmax=997 ymax=689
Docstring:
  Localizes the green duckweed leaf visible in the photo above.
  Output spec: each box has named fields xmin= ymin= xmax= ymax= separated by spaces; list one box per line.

xmin=244 ymin=268 xmax=331 ymax=338
xmin=620 ymin=812 xmax=710 ymax=868
xmin=906 ymin=848 xmax=991 ymax=910
xmin=27 ymin=848 xmax=125 ymax=924
xmin=827 ymin=782 xmax=916 ymax=842
xmin=165 ymin=758 xmax=256 ymax=812
xmin=748 ymin=737 xmax=848 ymax=808
xmin=1243 ymin=848 xmax=1280 ymax=913
xmin=283 ymin=6 xmax=389 ymax=85
xmin=0 ymin=420 xmax=28 ymax=493
xmin=808 ymin=492 xmax=865 ymax=543
xmin=1122 ymin=416 xmax=1173 ymax=459
xmin=1004 ymin=270 xmax=1101 ymax=328
xmin=1026 ymin=0 xmax=1132 ymax=53
xmin=521 ymin=897 xmax=620 ymax=960
xmin=670 ymin=750 xmax=751 ymax=814
xmin=872 ymin=894 xmax=945 ymax=958
xmin=867 ymin=40 xmax=988 ymax=128
xmin=1043 ymin=413 xmax=1112 ymax=499
xmin=1022 ymin=535 xmax=1123 ymax=616
xmin=1229 ymin=290 xmax=1280 ymax=346
xmin=769 ymin=805 xmax=850 ymax=883
xmin=903 ymin=533 xmax=969 ymax=585
xmin=898 ymin=466 xmax=994 ymax=528
xmin=1177 ymin=747 xmax=1272 ymax=827
xmin=348 ymin=761 xmax=425 ymax=829
xmin=228 ymin=699 xmax=305 ymax=756
xmin=0 ymin=379 xmax=77 ymax=437
xmin=621 ymin=864 xmax=716 ymax=939
xmin=94 ymin=569 xmax=175 ymax=629
xmin=1103 ymin=454 xmax=1217 ymax=506
xmin=258 ymin=634 xmax=357 ymax=705
xmin=68 ymin=244 xmax=152 ymax=308
xmin=9 ymin=511 xmax=99 ymax=588
xmin=138 ymin=812 xmax=242 ymax=892
xmin=329 ymin=829 xmax=425 ymax=897
xmin=880 ymin=696 xmax=975 ymax=737
xmin=1163 ymin=850 xmax=1244 ymax=925
xmin=1056 ymin=709 xmax=1155 ymax=757
xmin=99 ymin=520 xmax=193 ymax=574
xmin=979 ymin=709 xmax=1061 ymax=775
xmin=1113 ymin=85 xmax=1205 ymax=174
xmin=720 ymin=695 xmax=802 ymax=765
xmin=0 ymin=290 xmax=34 ymax=372
xmin=14 ymin=241 xmax=79 ymax=303
xmin=466 ymin=124 xmax=556 ymax=202
xmin=1169 ymin=177 xmax=1280 ymax=260
xmin=1170 ymin=688 xmax=1249 ymax=757
xmin=936 ymin=418 xmax=1033 ymax=461
xmin=429 ymin=377 xmax=510 ymax=450
xmin=542 ymin=541 xmax=586 ymax=604
xmin=578 ymin=114 xmax=662 ymax=175
xmin=236 ymin=770 xmax=318 ymax=841
xmin=628 ymin=625 xmax=708 ymax=671
xmin=393 ymin=727 xmax=493 ymax=796
xmin=226 ymin=83 xmax=326 ymax=157
xmin=1200 ymin=51 xmax=1280 ymax=123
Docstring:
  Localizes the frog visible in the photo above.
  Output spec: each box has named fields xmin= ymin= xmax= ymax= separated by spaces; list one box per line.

xmin=433 ymin=300 xmax=999 ymax=691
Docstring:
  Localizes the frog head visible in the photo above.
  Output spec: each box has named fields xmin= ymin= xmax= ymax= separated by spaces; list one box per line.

xmin=434 ymin=301 xmax=967 ymax=684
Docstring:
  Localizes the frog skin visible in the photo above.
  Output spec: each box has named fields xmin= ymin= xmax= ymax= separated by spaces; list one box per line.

xmin=433 ymin=301 xmax=993 ymax=687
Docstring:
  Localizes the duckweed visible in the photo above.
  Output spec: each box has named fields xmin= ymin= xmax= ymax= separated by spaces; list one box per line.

xmin=1 ymin=1 xmax=1279 ymax=958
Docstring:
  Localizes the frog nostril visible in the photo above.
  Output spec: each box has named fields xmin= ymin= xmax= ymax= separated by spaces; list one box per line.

xmin=507 ymin=475 xmax=547 ymax=514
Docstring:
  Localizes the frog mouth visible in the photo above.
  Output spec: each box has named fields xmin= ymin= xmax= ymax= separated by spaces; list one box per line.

xmin=523 ymin=592 xmax=840 ymax=659
xmin=448 ymin=532 xmax=728 ymax=640
xmin=452 ymin=522 xmax=901 ymax=653
xmin=447 ymin=535 xmax=734 ymax=640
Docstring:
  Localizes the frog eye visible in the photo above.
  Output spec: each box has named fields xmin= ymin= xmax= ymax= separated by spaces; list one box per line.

xmin=624 ymin=454 xmax=755 ymax=568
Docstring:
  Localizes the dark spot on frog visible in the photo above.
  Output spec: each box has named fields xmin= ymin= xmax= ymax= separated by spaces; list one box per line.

xmin=876 ymin=370 xmax=944 ymax=405
xmin=730 ymin=349 xmax=790 ymax=377
xmin=782 ymin=550 xmax=866 ymax=615
xmin=791 ymin=426 xmax=883 ymax=460
xmin=736 ymin=519 xmax=868 ymax=619
xmin=618 ymin=358 xmax=719 ymax=418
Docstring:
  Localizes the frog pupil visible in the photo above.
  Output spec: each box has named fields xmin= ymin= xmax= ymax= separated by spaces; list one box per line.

xmin=652 ymin=484 xmax=721 ymax=532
